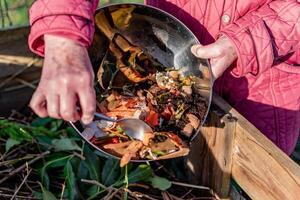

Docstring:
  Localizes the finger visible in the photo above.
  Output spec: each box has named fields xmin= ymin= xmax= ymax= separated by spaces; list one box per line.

xmin=78 ymin=88 xmax=96 ymax=124
xmin=29 ymin=91 xmax=48 ymax=118
xmin=46 ymin=94 xmax=61 ymax=119
xmin=191 ymin=43 xmax=222 ymax=59
xmin=210 ymin=57 xmax=230 ymax=79
xmin=60 ymin=92 xmax=80 ymax=122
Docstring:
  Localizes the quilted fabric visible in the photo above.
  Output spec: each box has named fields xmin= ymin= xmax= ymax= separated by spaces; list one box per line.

xmin=29 ymin=0 xmax=99 ymax=56
xmin=146 ymin=0 xmax=300 ymax=154
xmin=222 ymin=0 xmax=300 ymax=77
xmin=29 ymin=0 xmax=300 ymax=154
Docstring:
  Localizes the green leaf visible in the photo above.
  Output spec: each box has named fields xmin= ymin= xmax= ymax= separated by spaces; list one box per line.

xmin=101 ymin=158 xmax=120 ymax=186
xmin=32 ymin=190 xmax=43 ymax=199
xmin=128 ymin=164 xmax=153 ymax=184
xmin=148 ymin=176 xmax=171 ymax=191
xmin=86 ymin=185 xmax=99 ymax=197
xmin=64 ymin=161 xmax=78 ymax=200
xmin=31 ymin=117 xmax=54 ymax=127
xmin=40 ymin=155 xmax=72 ymax=188
xmin=5 ymin=138 xmax=21 ymax=152
xmin=38 ymin=182 xmax=57 ymax=200
xmin=50 ymin=120 xmax=63 ymax=132
xmin=0 ymin=119 xmax=57 ymax=139
xmin=77 ymin=160 xmax=89 ymax=180
xmin=65 ymin=127 xmax=80 ymax=138
xmin=52 ymin=138 xmax=81 ymax=151
xmin=83 ymin=146 xmax=101 ymax=181
xmin=37 ymin=135 xmax=55 ymax=146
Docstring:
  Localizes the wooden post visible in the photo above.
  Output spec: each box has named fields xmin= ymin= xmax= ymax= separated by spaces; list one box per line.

xmin=186 ymin=104 xmax=236 ymax=198
xmin=213 ymin=94 xmax=300 ymax=200
xmin=187 ymin=94 xmax=300 ymax=199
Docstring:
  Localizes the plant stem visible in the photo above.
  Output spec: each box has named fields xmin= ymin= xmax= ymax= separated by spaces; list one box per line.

xmin=124 ymin=165 xmax=129 ymax=200
xmin=60 ymin=181 xmax=66 ymax=200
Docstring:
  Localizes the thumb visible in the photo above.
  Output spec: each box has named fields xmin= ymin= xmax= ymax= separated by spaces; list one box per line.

xmin=191 ymin=43 xmax=222 ymax=59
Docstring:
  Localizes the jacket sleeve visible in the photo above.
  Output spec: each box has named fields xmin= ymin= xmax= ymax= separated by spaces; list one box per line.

xmin=28 ymin=0 xmax=99 ymax=56
xmin=221 ymin=0 xmax=300 ymax=77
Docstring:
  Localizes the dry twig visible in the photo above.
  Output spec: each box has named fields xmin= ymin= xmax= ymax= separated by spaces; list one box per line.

xmin=127 ymin=189 xmax=159 ymax=200
xmin=0 ymin=193 xmax=39 ymax=199
xmin=105 ymin=188 xmax=122 ymax=200
xmin=171 ymin=181 xmax=210 ymax=191
xmin=81 ymin=179 xmax=108 ymax=190
xmin=0 ymin=151 xmax=49 ymax=184
xmin=10 ymin=168 xmax=32 ymax=200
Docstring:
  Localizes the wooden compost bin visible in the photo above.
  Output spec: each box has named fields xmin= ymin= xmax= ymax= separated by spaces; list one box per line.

xmin=0 ymin=27 xmax=299 ymax=200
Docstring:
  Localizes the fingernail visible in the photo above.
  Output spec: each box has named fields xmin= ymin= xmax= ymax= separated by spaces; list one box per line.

xmin=82 ymin=116 xmax=93 ymax=125
xmin=191 ymin=45 xmax=200 ymax=56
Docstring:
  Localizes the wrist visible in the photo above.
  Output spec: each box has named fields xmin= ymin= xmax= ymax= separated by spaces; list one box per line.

xmin=43 ymin=34 xmax=92 ymax=72
xmin=44 ymin=34 xmax=87 ymax=49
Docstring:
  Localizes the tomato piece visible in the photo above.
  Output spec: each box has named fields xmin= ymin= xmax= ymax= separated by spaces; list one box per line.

xmin=145 ymin=110 xmax=159 ymax=127
xmin=111 ymin=137 xmax=120 ymax=144
xmin=161 ymin=106 xmax=174 ymax=120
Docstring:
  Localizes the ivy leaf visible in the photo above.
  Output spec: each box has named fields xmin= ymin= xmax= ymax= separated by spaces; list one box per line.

xmin=38 ymin=182 xmax=57 ymax=200
xmin=148 ymin=176 xmax=171 ymax=191
xmin=5 ymin=138 xmax=21 ymax=152
xmin=52 ymin=138 xmax=81 ymax=151
xmin=101 ymin=158 xmax=120 ymax=186
xmin=64 ymin=161 xmax=78 ymax=200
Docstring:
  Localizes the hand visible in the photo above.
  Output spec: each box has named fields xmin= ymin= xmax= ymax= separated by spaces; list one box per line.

xmin=30 ymin=35 xmax=96 ymax=124
xmin=191 ymin=36 xmax=237 ymax=80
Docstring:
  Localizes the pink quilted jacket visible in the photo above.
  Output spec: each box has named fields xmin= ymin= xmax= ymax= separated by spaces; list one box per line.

xmin=29 ymin=0 xmax=300 ymax=155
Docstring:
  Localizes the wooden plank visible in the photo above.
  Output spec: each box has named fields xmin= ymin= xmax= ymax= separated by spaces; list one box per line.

xmin=213 ymin=94 xmax=300 ymax=200
xmin=186 ymin=107 xmax=236 ymax=198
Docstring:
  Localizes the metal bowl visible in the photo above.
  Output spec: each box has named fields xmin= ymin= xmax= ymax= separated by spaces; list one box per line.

xmin=69 ymin=3 xmax=212 ymax=161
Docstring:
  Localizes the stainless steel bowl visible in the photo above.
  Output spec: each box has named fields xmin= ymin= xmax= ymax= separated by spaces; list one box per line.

xmin=69 ymin=3 xmax=212 ymax=161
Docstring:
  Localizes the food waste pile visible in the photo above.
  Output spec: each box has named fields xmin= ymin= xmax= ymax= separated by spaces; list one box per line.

xmin=89 ymin=67 xmax=207 ymax=166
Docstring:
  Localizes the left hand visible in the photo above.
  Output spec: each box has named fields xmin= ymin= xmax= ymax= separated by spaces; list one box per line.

xmin=191 ymin=36 xmax=237 ymax=80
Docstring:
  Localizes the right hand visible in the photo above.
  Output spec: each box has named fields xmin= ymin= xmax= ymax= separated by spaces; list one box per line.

xmin=191 ymin=36 xmax=237 ymax=80
xmin=30 ymin=34 xmax=96 ymax=124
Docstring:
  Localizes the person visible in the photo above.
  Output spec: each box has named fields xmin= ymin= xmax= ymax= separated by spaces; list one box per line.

xmin=28 ymin=0 xmax=300 ymax=155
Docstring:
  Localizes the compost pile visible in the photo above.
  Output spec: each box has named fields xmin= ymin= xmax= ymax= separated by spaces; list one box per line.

xmin=91 ymin=68 xmax=207 ymax=166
